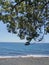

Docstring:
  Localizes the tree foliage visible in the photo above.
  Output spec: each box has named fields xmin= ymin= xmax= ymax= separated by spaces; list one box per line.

xmin=0 ymin=0 xmax=49 ymax=43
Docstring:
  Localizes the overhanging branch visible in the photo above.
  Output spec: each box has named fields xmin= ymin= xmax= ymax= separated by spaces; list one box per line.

xmin=14 ymin=0 xmax=49 ymax=8
xmin=14 ymin=0 xmax=24 ymax=8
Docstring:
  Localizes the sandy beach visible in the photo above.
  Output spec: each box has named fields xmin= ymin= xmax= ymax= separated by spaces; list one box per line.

xmin=0 ymin=57 xmax=49 ymax=65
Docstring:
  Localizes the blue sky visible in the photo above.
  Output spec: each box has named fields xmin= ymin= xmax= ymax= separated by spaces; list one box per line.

xmin=0 ymin=21 xmax=49 ymax=43
xmin=0 ymin=21 xmax=27 ymax=42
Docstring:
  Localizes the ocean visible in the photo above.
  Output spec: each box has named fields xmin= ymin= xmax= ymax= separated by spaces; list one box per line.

xmin=0 ymin=42 xmax=49 ymax=57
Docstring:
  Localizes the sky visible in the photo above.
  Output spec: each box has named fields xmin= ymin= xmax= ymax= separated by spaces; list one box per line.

xmin=0 ymin=21 xmax=27 ymax=42
xmin=0 ymin=21 xmax=49 ymax=43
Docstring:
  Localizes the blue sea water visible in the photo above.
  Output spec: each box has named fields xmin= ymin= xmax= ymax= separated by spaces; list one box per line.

xmin=0 ymin=42 xmax=49 ymax=56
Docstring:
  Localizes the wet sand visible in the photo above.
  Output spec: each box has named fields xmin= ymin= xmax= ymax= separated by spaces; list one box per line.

xmin=0 ymin=57 xmax=49 ymax=65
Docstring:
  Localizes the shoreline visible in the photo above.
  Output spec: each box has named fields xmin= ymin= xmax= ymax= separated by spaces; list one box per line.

xmin=0 ymin=54 xmax=49 ymax=58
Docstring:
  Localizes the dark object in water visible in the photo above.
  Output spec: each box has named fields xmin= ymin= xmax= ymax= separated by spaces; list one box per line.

xmin=25 ymin=42 xmax=30 ymax=45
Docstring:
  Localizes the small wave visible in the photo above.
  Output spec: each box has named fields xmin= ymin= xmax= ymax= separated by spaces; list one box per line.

xmin=0 ymin=54 xmax=49 ymax=58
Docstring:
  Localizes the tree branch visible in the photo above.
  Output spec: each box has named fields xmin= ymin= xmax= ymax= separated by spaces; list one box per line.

xmin=13 ymin=0 xmax=49 ymax=9
xmin=14 ymin=0 xmax=24 ymax=8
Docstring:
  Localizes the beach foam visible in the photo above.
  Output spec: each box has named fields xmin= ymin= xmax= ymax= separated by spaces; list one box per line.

xmin=0 ymin=55 xmax=49 ymax=58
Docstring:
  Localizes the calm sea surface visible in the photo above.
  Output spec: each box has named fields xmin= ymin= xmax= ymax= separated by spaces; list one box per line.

xmin=0 ymin=42 xmax=49 ymax=56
